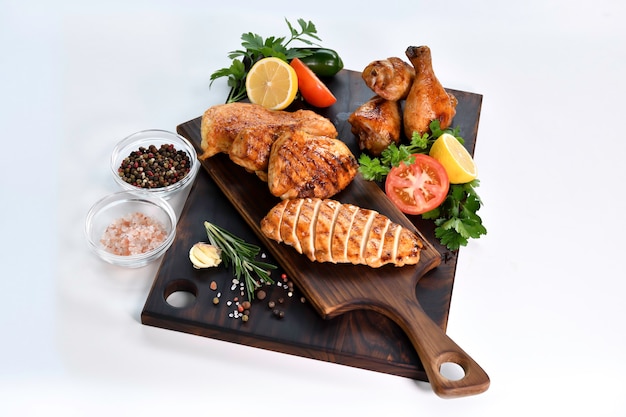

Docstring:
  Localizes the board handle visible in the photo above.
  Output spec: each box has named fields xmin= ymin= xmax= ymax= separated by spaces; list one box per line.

xmin=378 ymin=299 xmax=490 ymax=398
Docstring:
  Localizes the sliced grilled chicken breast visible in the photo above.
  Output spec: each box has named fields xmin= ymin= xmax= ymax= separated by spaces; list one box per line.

xmin=260 ymin=198 xmax=423 ymax=268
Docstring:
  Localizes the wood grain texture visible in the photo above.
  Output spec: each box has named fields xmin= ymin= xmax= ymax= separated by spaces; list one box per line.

xmin=141 ymin=69 xmax=486 ymax=392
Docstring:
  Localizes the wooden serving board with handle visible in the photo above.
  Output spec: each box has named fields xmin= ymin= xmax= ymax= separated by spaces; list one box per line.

xmin=142 ymin=69 xmax=488 ymax=397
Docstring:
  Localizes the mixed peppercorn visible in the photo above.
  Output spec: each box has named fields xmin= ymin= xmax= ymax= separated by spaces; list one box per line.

xmin=118 ymin=144 xmax=191 ymax=189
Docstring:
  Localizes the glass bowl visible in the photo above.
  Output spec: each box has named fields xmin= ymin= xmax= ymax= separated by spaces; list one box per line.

xmin=110 ymin=129 xmax=200 ymax=200
xmin=85 ymin=191 xmax=177 ymax=268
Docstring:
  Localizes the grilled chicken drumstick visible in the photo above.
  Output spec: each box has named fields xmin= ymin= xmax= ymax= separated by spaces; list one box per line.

xmin=362 ymin=57 xmax=415 ymax=101
xmin=403 ymin=46 xmax=458 ymax=137
xmin=348 ymin=95 xmax=402 ymax=156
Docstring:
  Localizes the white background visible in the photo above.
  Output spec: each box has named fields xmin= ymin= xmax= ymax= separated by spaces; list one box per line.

xmin=2 ymin=0 xmax=625 ymax=415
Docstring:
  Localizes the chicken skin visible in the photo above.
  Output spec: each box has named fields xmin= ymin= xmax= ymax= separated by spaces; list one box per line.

xmin=403 ymin=46 xmax=458 ymax=138
xmin=362 ymin=57 xmax=415 ymax=101
xmin=267 ymin=130 xmax=358 ymax=200
xmin=348 ymin=96 xmax=402 ymax=156
xmin=200 ymin=102 xmax=337 ymax=178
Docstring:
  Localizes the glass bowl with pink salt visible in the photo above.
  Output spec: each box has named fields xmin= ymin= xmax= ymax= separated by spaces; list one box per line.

xmin=85 ymin=191 xmax=177 ymax=267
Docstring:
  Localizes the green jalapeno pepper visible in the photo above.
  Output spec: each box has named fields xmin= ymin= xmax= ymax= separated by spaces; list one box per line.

xmin=297 ymin=48 xmax=344 ymax=77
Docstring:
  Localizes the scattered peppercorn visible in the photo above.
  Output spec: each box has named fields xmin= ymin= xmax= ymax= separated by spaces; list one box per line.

xmin=210 ymin=281 xmax=218 ymax=291
xmin=118 ymin=144 xmax=191 ymax=189
xmin=212 ymin=296 xmax=220 ymax=305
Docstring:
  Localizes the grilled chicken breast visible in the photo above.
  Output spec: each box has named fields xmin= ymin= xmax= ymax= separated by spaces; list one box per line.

xmin=403 ymin=46 xmax=457 ymax=137
xmin=200 ymin=102 xmax=337 ymax=177
xmin=348 ymin=96 xmax=402 ymax=156
xmin=267 ymin=130 xmax=358 ymax=200
xmin=261 ymin=198 xmax=423 ymax=268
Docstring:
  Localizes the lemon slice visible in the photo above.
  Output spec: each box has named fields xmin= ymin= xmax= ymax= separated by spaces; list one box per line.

xmin=429 ymin=133 xmax=477 ymax=184
xmin=245 ymin=57 xmax=298 ymax=110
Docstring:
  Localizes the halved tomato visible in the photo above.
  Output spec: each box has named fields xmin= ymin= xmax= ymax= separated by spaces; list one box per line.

xmin=290 ymin=57 xmax=337 ymax=108
xmin=385 ymin=154 xmax=449 ymax=215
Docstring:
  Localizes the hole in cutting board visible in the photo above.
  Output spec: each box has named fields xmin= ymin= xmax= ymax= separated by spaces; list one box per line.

xmin=440 ymin=362 xmax=465 ymax=381
xmin=164 ymin=279 xmax=198 ymax=308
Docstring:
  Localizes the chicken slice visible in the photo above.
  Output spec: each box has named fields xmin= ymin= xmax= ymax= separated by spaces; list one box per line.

xmin=313 ymin=199 xmax=341 ymax=263
xmin=345 ymin=208 xmax=376 ymax=265
xmin=403 ymin=45 xmax=458 ymax=138
xmin=363 ymin=215 xmax=391 ymax=268
xmin=348 ymin=96 xmax=402 ymax=156
xmin=362 ymin=57 xmax=415 ymax=101
xmin=330 ymin=203 xmax=360 ymax=263
xmin=260 ymin=198 xmax=423 ymax=268
xmin=260 ymin=198 xmax=286 ymax=242
xmin=296 ymin=198 xmax=322 ymax=262
xmin=278 ymin=198 xmax=304 ymax=254
xmin=267 ymin=130 xmax=358 ymax=200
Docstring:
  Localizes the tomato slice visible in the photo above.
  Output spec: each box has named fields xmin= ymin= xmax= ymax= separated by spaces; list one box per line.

xmin=290 ymin=57 xmax=337 ymax=108
xmin=385 ymin=154 xmax=450 ymax=215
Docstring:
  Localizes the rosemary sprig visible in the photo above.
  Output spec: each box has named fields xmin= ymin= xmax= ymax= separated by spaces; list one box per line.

xmin=203 ymin=221 xmax=276 ymax=301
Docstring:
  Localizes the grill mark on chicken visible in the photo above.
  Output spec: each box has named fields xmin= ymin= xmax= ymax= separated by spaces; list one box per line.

xmin=279 ymin=198 xmax=304 ymax=254
xmin=297 ymin=198 xmax=322 ymax=261
xmin=395 ymin=227 xmax=423 ymax=266
xmin=267 ymin=130 xmax=358 ymax=200
xmin=270 ymin=134 xmax=311 ymax=194
xmin=313 ymin=199 xmax=341 ymax=263
xmin=330 ymin=202 xmax=359 ymax=263
xmin=261 ymin=198 xmax=423 ymax=268
xmin=364 ymin=215 xmax=391 ymax=268
xmin=229 ymin=129 xmax=285 ymax=173
xmin=311 ymin=142 xmax=357 ymax=190
xmin=352 ymin=209 xmax=376 ymax=264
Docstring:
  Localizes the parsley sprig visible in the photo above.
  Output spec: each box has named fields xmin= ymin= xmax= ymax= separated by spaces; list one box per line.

xmin=358 ymin=120 xmax=462 ymax=182
xmin=210 ymin=18 xmax=322 ymax=103
xmin=204 ymin=221 xmax=276 ymax=301
xmin=357 ymin=120 xmax=486 ymax=251
xmin=422 ymin=180 xmax=487 ymax=251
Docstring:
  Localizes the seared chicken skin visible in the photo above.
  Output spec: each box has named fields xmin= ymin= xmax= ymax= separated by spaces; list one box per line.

xmin=362 ymin=57 xmax=415 ymax=101
xmin=403 ymin=46 xmax=458 ymax=138
xmin=261 ymin=198 xmax=423 ymax=268
xmin=267 ymin=130 xmax=358 ymax=200
xmin=200 ymin=102 xmax=337 ymax=177
xmin=348 ymin=96 xmax=402 ymax=156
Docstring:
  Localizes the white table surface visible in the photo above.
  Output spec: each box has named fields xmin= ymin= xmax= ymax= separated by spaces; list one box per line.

xmin=3 ymin=0 xmax=625 ymax=415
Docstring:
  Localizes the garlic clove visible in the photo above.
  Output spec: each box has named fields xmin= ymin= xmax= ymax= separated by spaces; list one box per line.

xmin=189 ymin=242 xmax=222 ymax=269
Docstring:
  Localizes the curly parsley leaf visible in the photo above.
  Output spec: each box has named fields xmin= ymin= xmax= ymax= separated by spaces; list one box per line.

xmin=210 ymin=18 xmax=322 ymax=103
xmin=358 ymin=122 xmax=486 ymax=251
xmin=423 ymin=180 xmax=487 ymax=251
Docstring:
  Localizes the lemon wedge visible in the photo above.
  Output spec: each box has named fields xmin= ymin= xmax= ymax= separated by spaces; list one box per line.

xmin=245 ymin=57 xmax=298 ymax=110
xmin=429 ymin=133 xmax=477 ymax=184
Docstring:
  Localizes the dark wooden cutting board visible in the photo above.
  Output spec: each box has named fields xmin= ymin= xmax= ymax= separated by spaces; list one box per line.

xmin=141 ymin=69 xmax=485 ymax=393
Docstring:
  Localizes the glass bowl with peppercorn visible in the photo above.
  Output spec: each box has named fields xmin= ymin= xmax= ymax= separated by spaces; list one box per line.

xmin=110 ymin=129 xmax=200 ymax=200
xmin=85 ymin=191 xmax=177 ymax=268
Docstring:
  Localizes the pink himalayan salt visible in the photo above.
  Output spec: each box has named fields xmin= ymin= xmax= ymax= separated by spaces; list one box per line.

xmin=101 ymin=212 xmax=167 ymax=256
